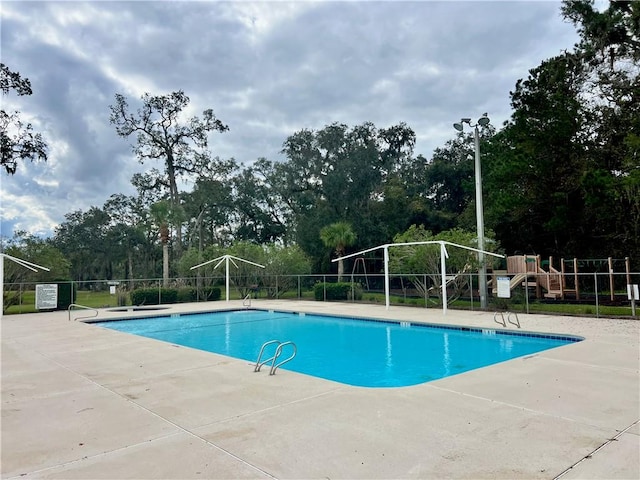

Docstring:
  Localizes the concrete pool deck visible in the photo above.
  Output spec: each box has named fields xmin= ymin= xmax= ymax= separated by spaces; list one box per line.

xmin=1 ymin=301 xmax=638 ymax=479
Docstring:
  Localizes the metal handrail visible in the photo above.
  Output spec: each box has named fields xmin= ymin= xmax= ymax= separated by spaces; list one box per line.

xmin=507 ymin=311 xmax=521 ymax=328
xmin=243 ymin=294 xmax=251 ymax=308
xmin=269 ymin=341 xmax=297 ymax=375
xmin=493 ymin=311 xmax=506 ymax=327
xmin=68 ymin=303 xmax=98 ymax=321
xmin=254 ymin=340 xmax=281 ymax=372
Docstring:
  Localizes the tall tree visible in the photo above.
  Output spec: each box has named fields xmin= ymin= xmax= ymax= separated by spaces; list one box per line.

xmin=0 ymin=63 xmax=47 ymax=175
xmin=561 ymin=0 xmax=640 ymax=266
xmin=482 ymin=52 xmax=587 ymax=256
xmin=109 ymin=90 xmax=228 ymax=252
xmin=51 ymin=208 xmax=112 ymax=282
xmin=182 ymin=157 xmax=238 ymax=252
xmin=102 ymin=194 xmax=149 ymax=280
xmin=281 ymin=121 xmax=416 ymax=264
xmin=150 ymin=200 xmax=172 ymax=287
xmin=232 ymin=158 xmax=291 ymax=245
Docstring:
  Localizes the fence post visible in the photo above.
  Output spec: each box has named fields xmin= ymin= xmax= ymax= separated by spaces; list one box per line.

xmin=608 ymin=257 xmax=614 ymax=302
xmin=424 ymin=274 xmax=428 ymax=309
xmin=594 ymin=272 xmax=599 ymax=318
xmin=469 ymin=273 xmax=474 ymax=311
xmin=323 ymin=275 xmax=326 ymax=302
xmin=525 ymin=274 xmax=530 ymax=314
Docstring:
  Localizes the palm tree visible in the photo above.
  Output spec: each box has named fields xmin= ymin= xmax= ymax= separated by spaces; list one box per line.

xmin=320 ymin=222 xmax=357 ymax=281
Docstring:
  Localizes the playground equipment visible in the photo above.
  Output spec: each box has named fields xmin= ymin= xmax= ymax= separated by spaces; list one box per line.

xmin=494 ymin=255 xmax=632 ymax=301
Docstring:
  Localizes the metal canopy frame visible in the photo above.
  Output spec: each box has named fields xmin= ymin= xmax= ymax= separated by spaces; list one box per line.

xmin=190 ymin=254 xmax=265 ymax=302
xmin=333 ymin=241 xmax=504 ymax=315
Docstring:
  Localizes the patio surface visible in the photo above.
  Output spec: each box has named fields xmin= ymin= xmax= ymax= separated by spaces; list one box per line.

xmin=2 ymin=300 xmax=639 ymax=479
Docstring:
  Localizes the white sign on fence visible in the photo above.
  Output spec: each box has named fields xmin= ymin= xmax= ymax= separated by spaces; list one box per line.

xmin=497 ymin=276 xmax=511 ymax=299
xmin=35 ymin=284 xmax=58 ymax=310
xmin=627 ymin=284 xmax=639 ymax=301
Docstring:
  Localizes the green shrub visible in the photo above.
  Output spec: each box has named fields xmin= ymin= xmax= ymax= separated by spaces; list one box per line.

xmin=131 ymin=286 xmax=221 ymax=305
xmin=199 ymin=286 xmax=221 ymax=301
xmin=177 ymin=287 xmax=197 ymax=303
xmin=314 ymin=282 xmax=363 ymax=301
xmin=130 ymin=288 xmax=178 ymax=306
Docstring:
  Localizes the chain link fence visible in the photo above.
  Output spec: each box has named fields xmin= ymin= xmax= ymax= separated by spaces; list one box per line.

xmin=4 ymin=271 xmax=639 ymax=318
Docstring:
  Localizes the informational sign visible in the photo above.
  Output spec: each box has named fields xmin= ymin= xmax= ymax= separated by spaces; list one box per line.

xmin=497 ymin=276 xmax=511 ymax=299
xmin=627 ymin=284 xmax=639 ymax=301
xmin=35 ymin=284 xmax=58 ymax=310
xmin=109 ymin=285 xmax=117 ymax=295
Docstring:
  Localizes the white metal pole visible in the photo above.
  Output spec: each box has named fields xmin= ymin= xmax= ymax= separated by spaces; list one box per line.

xmin=441 ymin=243 xmax=448 ymax=315
xmin=1 ymin=255 xmax=4 ymax=317
xmin=225 ymin=256 xmax=230 ymax=302
xmin=384 ymin=246 xmax=390 ymax=310
xmin=474 ymin=125 xmax=487 ymax=309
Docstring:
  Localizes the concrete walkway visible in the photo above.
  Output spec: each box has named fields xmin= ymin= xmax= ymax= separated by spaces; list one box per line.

xmin=2 ymin=301 xmax=638 ymax=479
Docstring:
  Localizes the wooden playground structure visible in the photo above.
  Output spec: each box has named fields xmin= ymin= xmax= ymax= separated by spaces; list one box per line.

xmin=493 ymin=255 xmax=633 ymax=301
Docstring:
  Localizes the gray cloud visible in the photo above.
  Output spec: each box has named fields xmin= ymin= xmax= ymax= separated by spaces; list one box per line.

xmin=0 ymin=0 xmax=578 ymax=239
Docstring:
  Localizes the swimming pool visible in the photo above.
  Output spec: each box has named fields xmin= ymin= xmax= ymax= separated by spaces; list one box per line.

xmin=96 ymin=309 xmax=581 ymax=387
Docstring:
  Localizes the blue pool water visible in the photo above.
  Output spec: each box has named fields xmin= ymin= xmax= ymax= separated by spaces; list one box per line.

xmin=96 ymin=309 xmax=581 ymax=387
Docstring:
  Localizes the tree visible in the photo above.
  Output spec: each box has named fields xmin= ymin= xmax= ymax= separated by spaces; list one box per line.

xmin=0 ymin=63 xmax=47 ymax=175
xmin=102 ymin=194 xmax=148 ymax=280
xmin=320 ymin=222 xmax=357 ymax=281
xmin=261 ymin=244 xmax=312 ymax=298
xmin=479 ymin=1 xmax=640 ymax=266
xmin=52 ymin=207 xmax=113 ymax=282
xmin=2 ymin=231 xmax=70 ymax=312
xmin=482 ymin=52 xmax=587 ymax=256
xmin=182 ymin=157 xmax=238 ymax=251
xmin=231 ymin=158 xmax=291 ymax=244
xmin=109 ymin=90 xmax=228 ymax=252
xmin=561 ymin=0 xmax=640 ymax=266
xmin=150 ymin=200 xmax=172 ymax=287
xmin=280 ymin=121 xmax=416 ymax=264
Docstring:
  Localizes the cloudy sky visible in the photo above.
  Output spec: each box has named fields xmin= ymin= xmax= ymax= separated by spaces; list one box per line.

xmin=1 ymin=0 xmax=580 ymax=240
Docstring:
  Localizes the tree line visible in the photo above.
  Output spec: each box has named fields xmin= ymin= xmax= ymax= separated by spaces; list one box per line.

xmin=2 ymin=1 xmax=639 ymax=288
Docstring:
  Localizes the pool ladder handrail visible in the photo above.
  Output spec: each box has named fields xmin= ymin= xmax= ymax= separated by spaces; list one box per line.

xmin=243 ymin=294 xmax=251 ymax=308
xmin=507 ymin=311 xmax=521 ymax=328
xmin=68 ymin=303 xmax=99 ymax=321
xmin=254 ymin=340 xmax=297 ymax=375
xmin=494 ymin=311 xmax=521 ymax=329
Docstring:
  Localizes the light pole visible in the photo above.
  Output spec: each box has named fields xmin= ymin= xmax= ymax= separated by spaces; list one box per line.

xmin=453 ymin=113 xmax=490 ymax=309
